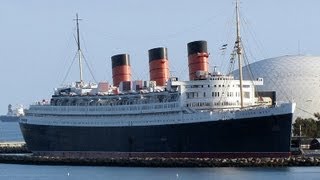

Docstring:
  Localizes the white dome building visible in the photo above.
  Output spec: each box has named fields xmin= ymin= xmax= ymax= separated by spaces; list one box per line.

xmin=235 ymin=55 xmax=320 ymax=120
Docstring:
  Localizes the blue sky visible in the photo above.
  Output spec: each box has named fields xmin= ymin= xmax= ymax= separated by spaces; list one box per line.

xmin=0 ymin=0 xmax=319 ymax=114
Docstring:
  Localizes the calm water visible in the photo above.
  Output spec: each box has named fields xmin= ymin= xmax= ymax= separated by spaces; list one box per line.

xmin=0 ymin=121 xmax=24 ymax=142
xmin=0 ymin=122 xmax=320 ymax=180
xmin=0 ymin=165 xmax=320 ymax=180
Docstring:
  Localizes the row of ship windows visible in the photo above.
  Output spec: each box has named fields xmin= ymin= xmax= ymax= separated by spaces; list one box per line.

xmin=186 ymin=101 xmax=239 ymax=107
xmin=35 ymin=116 xmax=212 ymax=126
xmin=186 ymin=92 xmax=250 ymax=98
xmin=210 ymin=77 xmax=234 ymax=81
xmin=238 ymin=110 xmax=271 ymax=117
xmin=31 ymin=103 xmax=179 ymax=112
xmin=48 ymin=119 xmax=177 ymax=126
xmin=185 ymin=84 xmax=251 ymax=88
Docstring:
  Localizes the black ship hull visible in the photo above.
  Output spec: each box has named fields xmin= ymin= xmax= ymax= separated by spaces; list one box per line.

xmin=19 ymin=113 xmax=293 ymax=158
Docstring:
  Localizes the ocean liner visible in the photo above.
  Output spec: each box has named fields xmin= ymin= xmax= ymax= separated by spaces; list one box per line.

xmin=20 ymin=2 xmax=295 ymax=158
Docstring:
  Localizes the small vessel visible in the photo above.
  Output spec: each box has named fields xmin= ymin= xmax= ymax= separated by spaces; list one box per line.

xmin=0 ymin=104 xmax=24 ymax=122
xmin=19 ymin=2 xmax=295 ymax=158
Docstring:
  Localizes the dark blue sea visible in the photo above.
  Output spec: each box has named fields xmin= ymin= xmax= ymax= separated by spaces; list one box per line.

xmin=1 ymin=122 xmax=320 ymax=180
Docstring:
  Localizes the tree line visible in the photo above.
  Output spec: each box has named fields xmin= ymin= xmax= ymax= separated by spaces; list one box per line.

xmin=292 ymin=113 xmax=320 ymax=138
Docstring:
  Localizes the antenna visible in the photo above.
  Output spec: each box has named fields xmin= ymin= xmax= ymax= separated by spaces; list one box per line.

xmin=235 ymin=0 xmax=244 ymax=108
xmin=74 ymin=13 xmax=83 ymax=83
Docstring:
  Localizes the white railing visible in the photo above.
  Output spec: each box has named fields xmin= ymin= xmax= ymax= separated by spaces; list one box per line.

xmin=28 ymin=102 xmax=181 ymax=115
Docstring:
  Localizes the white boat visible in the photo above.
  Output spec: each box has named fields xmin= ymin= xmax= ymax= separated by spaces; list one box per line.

xmin=0 ymin=104 xmax=24 ymax=122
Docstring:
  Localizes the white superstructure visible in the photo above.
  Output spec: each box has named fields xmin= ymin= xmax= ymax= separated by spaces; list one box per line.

xmin=24 ymin=72 xmax=295 ymax=128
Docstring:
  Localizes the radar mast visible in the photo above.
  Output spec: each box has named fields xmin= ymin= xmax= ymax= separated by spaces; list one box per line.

xmin=235 ymin=0 xmax=244 ymax=108
xmin=74 ymin=13 xmax=83 ymax=84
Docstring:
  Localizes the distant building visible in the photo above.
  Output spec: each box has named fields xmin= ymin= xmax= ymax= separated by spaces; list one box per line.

xmin=234 ymin=55 xmax=320 ymax=120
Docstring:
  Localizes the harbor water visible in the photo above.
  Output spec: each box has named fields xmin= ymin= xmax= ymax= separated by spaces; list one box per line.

xmin=0 ymin=121 xmax=320 ymax=180
xmin=0 ymin=122 xmax=24 ymax=142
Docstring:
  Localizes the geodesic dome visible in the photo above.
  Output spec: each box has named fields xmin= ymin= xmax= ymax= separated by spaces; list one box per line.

xmin=235 ymin=55 xmax=320 ymax=120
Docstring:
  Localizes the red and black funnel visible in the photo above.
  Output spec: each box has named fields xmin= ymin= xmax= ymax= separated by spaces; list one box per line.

xmin=111 ymin=54 xmax=131 ymax=87
xmin=187 ymin=40 xmax=209 ymax=80
xmin=148 ymin=47 xmax=169 ymax=86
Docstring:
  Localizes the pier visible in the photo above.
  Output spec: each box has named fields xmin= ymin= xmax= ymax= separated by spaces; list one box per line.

xmin=0 ymin=142 xmax=320 ymax=167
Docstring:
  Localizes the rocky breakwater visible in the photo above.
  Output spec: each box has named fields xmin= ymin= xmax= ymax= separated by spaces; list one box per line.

xmin=0 ymin=143 xmax=320 ymax=167
xmin=1 ymin=155 xmax=320 ymax=167
xmin=0 ymin=142 xmax=31 ymax=154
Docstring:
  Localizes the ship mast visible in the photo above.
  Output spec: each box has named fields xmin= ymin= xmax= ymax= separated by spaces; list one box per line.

xmin=75 ymin=13 xmax=83 ymax=83
xmin=235 ymin=0 xmax=244 ymax=108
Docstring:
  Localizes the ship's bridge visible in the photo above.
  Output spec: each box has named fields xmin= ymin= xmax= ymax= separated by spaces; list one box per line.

xmin=168 ymin=75 xmax=263 ymax=110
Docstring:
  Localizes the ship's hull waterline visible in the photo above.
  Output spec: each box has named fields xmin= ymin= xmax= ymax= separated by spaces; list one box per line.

xmin=19 ymin=113 xmax=293 ymax=158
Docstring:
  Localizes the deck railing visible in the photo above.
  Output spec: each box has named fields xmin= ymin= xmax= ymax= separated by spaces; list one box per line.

xmin=28 ymin=102 xmax=181 ymax=115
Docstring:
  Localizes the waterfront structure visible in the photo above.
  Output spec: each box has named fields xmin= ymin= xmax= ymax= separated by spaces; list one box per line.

xmin=236 ymin=55 xmax=320 ymax=120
